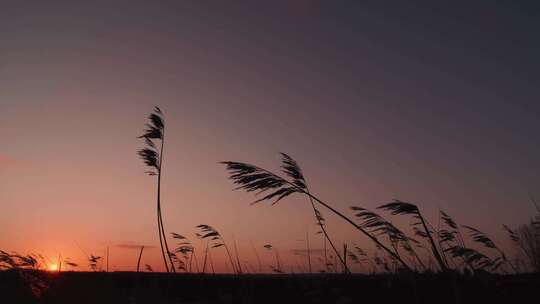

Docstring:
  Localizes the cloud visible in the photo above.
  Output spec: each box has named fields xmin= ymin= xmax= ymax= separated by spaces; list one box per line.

xmin=0 ymin=154 xmax=28 ymax=168
xmin=115 ymin=244 xmax=156 ymax=250
xmin=290 ymin=249 xmax=325 ymax=255
xmin=0 ymin=154 xmax=13 ymax=164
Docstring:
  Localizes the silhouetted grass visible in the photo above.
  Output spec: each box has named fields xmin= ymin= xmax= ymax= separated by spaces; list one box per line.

xmin=222 ymin=153 xmax=540 ymax=275
xmin=221 ymin=154 xmax=412 ymax=271
xmin=138 ymin=106 xmax=175 ymax=273
xmin=503 ymin=199 xmax=540 ymax=272
xmin=196 ymin=225 xmax=238 ymax=274
xmin=3 ymin=109 xmax=540 ymax=303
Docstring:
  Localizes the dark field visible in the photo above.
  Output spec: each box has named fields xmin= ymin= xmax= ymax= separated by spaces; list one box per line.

xmin=2 ymin=270 xmax=538 ymax=304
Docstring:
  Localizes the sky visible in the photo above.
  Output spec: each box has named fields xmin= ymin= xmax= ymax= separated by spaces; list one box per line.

xmin=1 ymin=1 xmax=539 ymax=272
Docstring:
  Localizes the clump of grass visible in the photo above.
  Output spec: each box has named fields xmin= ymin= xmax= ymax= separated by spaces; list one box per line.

xmin=503 ymin=200 xmax=540 ymax=272
xmin=378 ymin=200 xmax=448 ymax=271
xmin=88 ymin=254 xmax=102 ymax=271
xmin=171 ymin=233 xmax=194 ymax=272
xmin=196 ymin=225 xmax=238 ymax=274
xmin=1 ymin=250 xmax=49 ymax=297
xmin=352 ymin=244 xmax=376 ymax=273
xmin=221 ymin=151 xmax=529 ymax=274
xmin=353 ymin=200 xmax=519 ymax=274
xmin=0 ymin=250 xmax=40 ymax=270
xmin=350 ymin=205 xmax=420 ymax=272
xmin=462 ymin=225 xmax=512 ymax=272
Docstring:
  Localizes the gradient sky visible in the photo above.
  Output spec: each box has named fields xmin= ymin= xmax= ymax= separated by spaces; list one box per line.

xmin=1 ymin=1 xmax=539 ymax=272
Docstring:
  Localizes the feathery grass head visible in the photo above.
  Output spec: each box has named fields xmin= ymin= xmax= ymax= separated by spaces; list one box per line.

xmin=378 ymin=200 xmax=436 ymax=236
xmin=139 ymin=106 xmax=164 ymax=140
xmin=138 ymin=149 xmax=159 ymax=173
xmin=0 ymin=250 xmax=17 ymax=269
xmin=88 ymin=254 xmax=102 ymax=271
xmin=502 ymin=224 xmax=520 ymax=243
xmin=221 ymin=163 xmax=294 ymax=204
xmin=16 ymin=254 xmax=39 ymax=269
xmin=351 ymin=206 xmax=425 ymax=269
xmin=378 ymin=200 xmax=451 ymax=271
xmin=196 ymin=225 xmax=226 ymax=248
xmin=463 ymin=225 xmax=498 ymax=250
xmin=445 ymin=245 xmax=501 ymax=271
xmin=280 ymin=153 xmax=306 ymax=190
xmin=138 ymin=106 xmax=165 ymax=176
xmin=378 ymin=200 xmax=419 ymax=215
xmin=350 ymin=206 xmax=408 ymax=242
xmin=171 ymin=232 xmax=187 ymax=240
xmin=172 ymin=233 xmax=193 ymax=253
xmin=353 ymin=245 xmax=368 ymax=258
xmin=441 ymin=211 xmax=458 ymax=230
xmin=221 ymin=152 xmax=308 ymax=205
xmin=439 ymin=229 xmax=457 ymax=244
xmin=196 ymin=224 xmax=220 ymax=238
xmin=463 ymin=224 xmax=509 ymax=268
xmin=145 ymin=264 xmax=154 ymax=272
xmin=65 ymin=261 xmax=78 ymax=268
xmin=378 ymin=200 xmax=430 ymax=235
xmin=438 ymin=211 xmax=459 ymax=245
xmin=171 ymin=232 xmax=193 ymax=271
xmin=504 ymin=218 xmax=540 ymax=272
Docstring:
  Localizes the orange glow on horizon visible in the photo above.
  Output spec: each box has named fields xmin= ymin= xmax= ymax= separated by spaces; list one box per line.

xmin=48 ymin=264 xmax=59 ymax=271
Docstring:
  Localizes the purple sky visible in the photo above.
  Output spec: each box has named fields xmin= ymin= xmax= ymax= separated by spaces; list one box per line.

xmin=1 ymin=1 xmax=539 ymax=272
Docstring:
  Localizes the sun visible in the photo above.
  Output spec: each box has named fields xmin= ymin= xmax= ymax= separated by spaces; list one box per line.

xmin=48 ymin=264 xmax=58 ymax=271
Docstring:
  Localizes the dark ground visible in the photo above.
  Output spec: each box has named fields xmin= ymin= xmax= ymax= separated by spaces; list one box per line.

xmin=1 ymin=270 xmax=538 ymax=304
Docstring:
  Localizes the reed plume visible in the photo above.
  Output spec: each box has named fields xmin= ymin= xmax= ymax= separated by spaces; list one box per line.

xmin=88 ymin=254 xmax=101 ymax=271
xmin=172 ymin=232 xmax=193 ymax=272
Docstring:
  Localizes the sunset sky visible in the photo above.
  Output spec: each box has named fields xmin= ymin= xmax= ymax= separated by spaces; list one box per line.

xmin=1 ymin=1 xmax=539 ymax=272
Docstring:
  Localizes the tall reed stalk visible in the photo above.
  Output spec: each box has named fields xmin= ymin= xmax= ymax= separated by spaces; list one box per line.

xmin=136 ymin=246 xmax=144 ymax=272
xmin=306 ymin=230 xmax=311 ymax=273
xmin=233 ymin=237 xmax=243 ymax=274
xmin=250 ymin=241 xmax=263 ymax=273
xmin=138 ymin=106 xmax=175 ymax=272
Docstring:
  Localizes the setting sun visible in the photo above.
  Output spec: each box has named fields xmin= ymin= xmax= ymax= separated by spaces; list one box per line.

xmin=48 ymin=264 xmax=58 ymax=271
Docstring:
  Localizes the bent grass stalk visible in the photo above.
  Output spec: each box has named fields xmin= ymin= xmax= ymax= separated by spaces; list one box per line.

xmin=136 ymin=246 xmax=144 ymax=272
xmin=221 ymin=156 xmax=413 ymax=271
